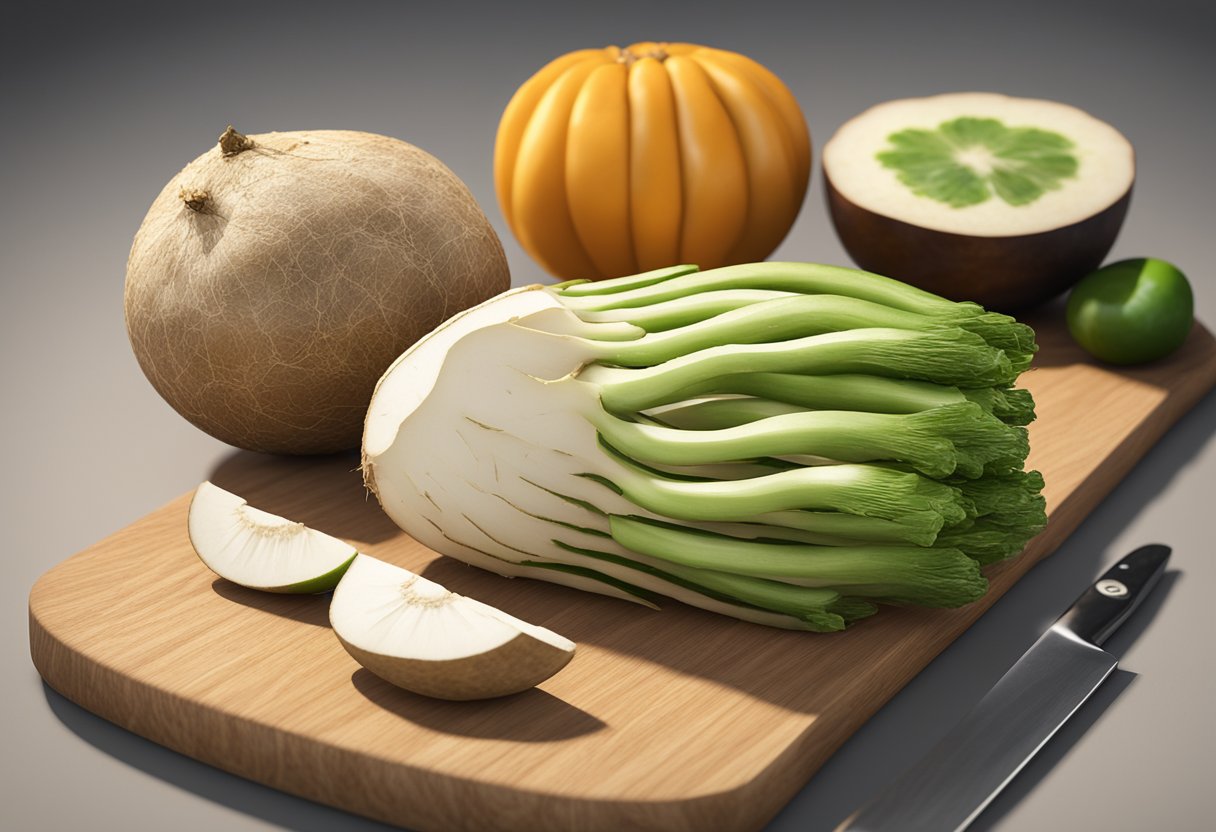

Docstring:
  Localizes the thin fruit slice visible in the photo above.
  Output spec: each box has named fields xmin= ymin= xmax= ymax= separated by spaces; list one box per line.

xmin=187 ymin=481 xmax=356 ymax=593
xmin=330 ymin=554 xmax=575 ymax=700
xmin=824 ymin=92 xmax=1134 ymax=310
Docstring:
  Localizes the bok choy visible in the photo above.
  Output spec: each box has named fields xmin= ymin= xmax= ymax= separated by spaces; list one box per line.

xmin=362 ymin=262 xmax=1045 ymax=632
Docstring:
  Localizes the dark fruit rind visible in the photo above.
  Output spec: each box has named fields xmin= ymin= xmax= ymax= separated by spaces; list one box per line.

xmin=125 ymin=129 xmax=510 ymax=455
xmin=825 ymin=173 xmax=1132 ymax=312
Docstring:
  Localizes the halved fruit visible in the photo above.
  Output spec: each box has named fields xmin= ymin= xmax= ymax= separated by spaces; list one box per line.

xmin=330 ymin=554 xmax=576 ymax=700
xmin=187 ymin=481 xmax=356 ymax=593
xmin=824 ymin=92 xmax=1134 ymax=310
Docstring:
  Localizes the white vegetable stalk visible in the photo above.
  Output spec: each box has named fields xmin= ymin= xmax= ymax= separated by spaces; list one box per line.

xmin=362 ymin=262 xmax=1045 ymax=632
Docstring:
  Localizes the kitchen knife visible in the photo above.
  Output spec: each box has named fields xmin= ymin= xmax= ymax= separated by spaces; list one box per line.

xmin=837 ymin=543 xmax=1171 ymax=832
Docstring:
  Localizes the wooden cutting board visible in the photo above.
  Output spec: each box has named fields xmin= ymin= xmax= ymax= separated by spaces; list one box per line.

xmin=29 ymin=309 xmax=1216 ymax=832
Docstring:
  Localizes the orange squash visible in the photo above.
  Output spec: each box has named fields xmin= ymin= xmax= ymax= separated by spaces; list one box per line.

xmin=495 ymin=43 xmax=811 ymax=280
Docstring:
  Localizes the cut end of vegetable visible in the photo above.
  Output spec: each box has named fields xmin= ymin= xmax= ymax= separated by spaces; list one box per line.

xmin=330 ymin=554 xmax=575 ymax=700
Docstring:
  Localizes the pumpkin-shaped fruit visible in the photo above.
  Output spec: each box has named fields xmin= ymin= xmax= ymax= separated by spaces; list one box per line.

xmin=495 ymin=43 xmax=811 ymax=280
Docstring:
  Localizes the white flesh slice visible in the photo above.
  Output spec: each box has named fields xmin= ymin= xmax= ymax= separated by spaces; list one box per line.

xmin=187 ymin=481 xmax=356 ymax=593
xmin=329 ymin=554 xmax=574 ymax=700
xmin=823 ymin=92 xmax=1134 ymax=237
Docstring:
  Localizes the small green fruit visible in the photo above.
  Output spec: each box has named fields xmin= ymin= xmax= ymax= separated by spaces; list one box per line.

xmin=1066 ymin=258 xmax=1193 ymax=365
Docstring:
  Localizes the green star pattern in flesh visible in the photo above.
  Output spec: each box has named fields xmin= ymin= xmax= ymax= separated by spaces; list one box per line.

xmin=876 ymin=117 xmax=1079 ymax=208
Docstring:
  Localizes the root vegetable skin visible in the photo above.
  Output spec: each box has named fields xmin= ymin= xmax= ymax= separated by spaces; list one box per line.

xmin=125 ymin=128 xmax=510 ymax=454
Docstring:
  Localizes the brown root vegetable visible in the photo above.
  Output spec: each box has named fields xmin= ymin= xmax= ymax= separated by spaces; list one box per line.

xmin=823 ymin=93 xmax=1134 ymax=311
xmin=125 ymin=127 xmax=510 ymax=454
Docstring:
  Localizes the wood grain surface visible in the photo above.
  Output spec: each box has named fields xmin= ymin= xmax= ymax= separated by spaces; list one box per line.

xmin=28 ymin=309 xmax=1216 ymax=832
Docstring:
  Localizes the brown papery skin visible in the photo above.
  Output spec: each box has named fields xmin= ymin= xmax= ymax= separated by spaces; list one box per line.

xmin=125 ymin=129 xmax=510 ymax=454
xmin=825 ymin=173 xmax=1132 ymax=313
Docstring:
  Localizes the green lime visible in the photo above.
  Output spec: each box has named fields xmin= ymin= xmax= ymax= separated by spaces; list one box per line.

xmin=1066 ymin=258 xmax=1193 ymax=365
xmin=876 ymin=116 xmax=1079 ymax=209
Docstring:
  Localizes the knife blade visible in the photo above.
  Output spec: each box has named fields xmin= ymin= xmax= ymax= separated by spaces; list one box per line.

xmin=837 ymin=543 xmax=1171 ymax=832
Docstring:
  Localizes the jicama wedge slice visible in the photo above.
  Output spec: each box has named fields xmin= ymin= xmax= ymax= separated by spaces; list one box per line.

xmin=330 ymin=554 xmax=574 ymax=700
xmin=189 ymin=483 xmax=576 ymax=698
xmin=188 ymin=481 xmax=356 ymax=593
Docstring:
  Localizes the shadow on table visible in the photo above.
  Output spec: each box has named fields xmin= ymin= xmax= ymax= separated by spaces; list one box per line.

xmin=1020 ymin=299 xmax=1080 ymax=370
xmin=42 ymin=682 xmax=402 ymax=832
xmin=207 ymin=448 xmax=400 ymax=546
xmin=350 ymin=669 xmax=605 ymax=741
xmin=211 ymin=578 xmax=333 ymax=627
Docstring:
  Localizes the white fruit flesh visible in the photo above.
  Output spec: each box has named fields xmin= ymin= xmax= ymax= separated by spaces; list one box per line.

xmin=329 ymin=554 xmax=574 ymax=699
xmin=187 ymin=481 xmax=356 ymax=592
xmin=823 ymin=92 xmax=1134 ymax=237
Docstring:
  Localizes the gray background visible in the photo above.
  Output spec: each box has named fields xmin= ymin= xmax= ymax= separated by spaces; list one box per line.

xmin=3 ymin=0 xmax=1213 ymax=829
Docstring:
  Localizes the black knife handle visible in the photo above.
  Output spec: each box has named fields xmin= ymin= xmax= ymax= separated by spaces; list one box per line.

xmin=1053 ymin=544 xmax=1171 ymax=647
